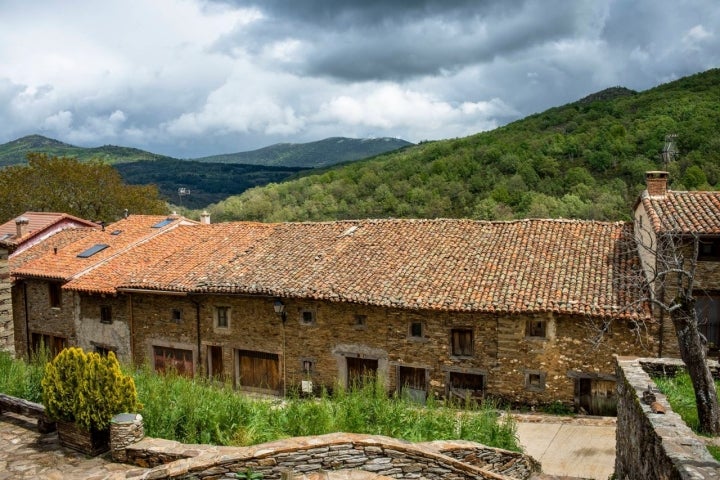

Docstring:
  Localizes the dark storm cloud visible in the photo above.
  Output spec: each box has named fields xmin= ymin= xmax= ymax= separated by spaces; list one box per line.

xmin=211 ymin=0 xmax=589 ymax=81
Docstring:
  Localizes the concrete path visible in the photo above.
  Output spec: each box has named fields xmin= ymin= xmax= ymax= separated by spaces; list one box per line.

xmin=512 ymin=414 xmax=616 ymax=480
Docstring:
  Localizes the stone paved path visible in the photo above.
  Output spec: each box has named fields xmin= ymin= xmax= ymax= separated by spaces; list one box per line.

xmin=0 ymin=411 xmax=146 ymax=480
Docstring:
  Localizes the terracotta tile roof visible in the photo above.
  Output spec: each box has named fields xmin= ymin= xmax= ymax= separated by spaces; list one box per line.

xmin=51 ymin=218 xmax=647 ymax=319
xmin=67 ymin=222 xmax=275 ymax=294
xmin=641 ymin=190 xmax=720 ymax=234
xmin=0 ymin=212 xmax=98 ymax=247
xmin=12 ymin=215 xmax=193 ymax=282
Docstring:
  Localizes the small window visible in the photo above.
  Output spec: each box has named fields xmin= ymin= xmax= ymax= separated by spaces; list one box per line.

xmin=94 ymin=345 xmax=116 ymax=356
xmin=451 ymin=329 xmax=473 ymax=357
xmin=301 ymin=359 xmax=315 ymax=375
xmin=354 ymin=314 xmax=367 ymax=328
xmin=525 ymin=371 xmax=546 ymax=392
xmin=49 ymin=283 xmax=62 ymax=308
xmin=77 ymin=243 xmax=109 ymax=258
xmin=526 ymin=318 xmax=547 ymax=338
xmin=301 ymin=310 xmax=316 ymax=325
xmin=409 ymin=321 xmax=423 ymax=338
xmin=215 ymin=306 xmax=230 ymax=328
xmin=100 ymin=305 xmax=112 ymax=324
xmin=151 ymin=218 xmax=174 ymax=228
xmin=698 ymin=239 xmax=720 ymax=261
xmin=171 ymin=308 xmax=182 ymax=324
xmin=111 ymin=229 xmax=122 ymax=235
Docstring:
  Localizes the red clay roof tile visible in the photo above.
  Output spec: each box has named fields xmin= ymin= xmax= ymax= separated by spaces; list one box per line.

xmin=17 ymin=217 xmax=649 ymax=320
xmin=642 ymin=190 xmax=720 ymax=234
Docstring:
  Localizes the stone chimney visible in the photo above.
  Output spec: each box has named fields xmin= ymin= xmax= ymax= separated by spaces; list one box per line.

xmin=200 ymin=211 xmax=211 ymax=225
xmin=15 ymin=216 xmax=29 ymax=238
xmin=645 ymin=171 xmax=669 ymax=197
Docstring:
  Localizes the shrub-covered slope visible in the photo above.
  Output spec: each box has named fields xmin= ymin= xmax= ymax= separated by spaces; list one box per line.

xmin=205 ymin=69 xmax=720 ymax=223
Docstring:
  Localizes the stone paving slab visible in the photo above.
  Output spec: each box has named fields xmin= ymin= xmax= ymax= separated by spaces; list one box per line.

xmin=0 ymin=411 xmax=146 ymax=480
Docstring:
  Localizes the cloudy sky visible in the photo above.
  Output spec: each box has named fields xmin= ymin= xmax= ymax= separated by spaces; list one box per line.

xmin=1 ymin=0 xmax=718 ymax=158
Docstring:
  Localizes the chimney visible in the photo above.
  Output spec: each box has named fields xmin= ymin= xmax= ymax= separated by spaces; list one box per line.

xmin=15 ymin=216 xmax=29 ymax=238
xmin=645 ymin=171 xmax=669 ymax=197
xmin=200 ymin=211 xmax=211 ymax=225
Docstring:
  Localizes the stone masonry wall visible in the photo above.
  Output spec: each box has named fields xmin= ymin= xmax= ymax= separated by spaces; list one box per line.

xmin=123 ymin=432 xmax=539 ymax=480
xmin=614 ymin=356 xmax=720 ymax=479
xmin=0 ymin=246 xmax=13 ymax=353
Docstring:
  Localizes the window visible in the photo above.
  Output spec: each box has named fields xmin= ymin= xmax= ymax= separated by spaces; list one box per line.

xmin=354 ymin=314 xmax=367 ymax=328
xmin=31 ymin=332 xmax=67 ymax=357
xmin=301 ymin=310 xmax=316 ymax=325
xmin=48 ymin=283 xmax=62 ymax=308
xmin=698 ymin=238 xmax=720 ymax=261
xmin=151 ymin=218 xmax=174 ymax=228
xmin=94 ymin=344 xmax=116 ymax=356
xmin=301 ymin=359 xmax=315 ymax=375
xmin=526 ymin=318 xmax=546 ymax=338
xmin=525 ymin=371 xmax=546 ymax=392
xmin=447 ymin=370 xmax=486 ymax=401
xmin=409 ymin=321 xmax=423 ymax=338
xmin=215 ymin=306 xmax=230 ymax=328
xmin=77 ymin=244 xmax=109 ymax=258
xmin=171 ymin=308 xmax=182 ymax=324
xmin=451 ymin=329 xmax=473 ymax=357
xmin=696 ymin=294 xmax=720 ymax=347
xmin=100 ymin=305 xmax=112 ymax=324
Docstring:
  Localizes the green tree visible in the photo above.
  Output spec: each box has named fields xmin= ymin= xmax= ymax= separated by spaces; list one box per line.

xmin=0 ymin=153 xmax=167 ymax=222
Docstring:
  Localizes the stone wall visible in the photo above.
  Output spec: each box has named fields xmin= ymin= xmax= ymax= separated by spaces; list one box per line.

xmin=11 ymin=280 xmax=659 ymax=408
xmin=614 ymin=356 xmax=720 ymax=479
xmin=123 ymin=432 xmax=539 ymax=480
xmin=0 ymin=246 xmax=12 ymax=353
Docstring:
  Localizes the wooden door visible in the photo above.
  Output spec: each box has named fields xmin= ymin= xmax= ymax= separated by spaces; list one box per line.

xmin=577 ymin=378 xmax=617 ymax=416
xmin=399 ymin=366 xmax=427 ymax=403
xmin=208 ymin=345 xmax=223 ymax=379
xmin=346 ymin=357 xmax=378 ymax=388
xmin=237 ymin=349 xmax=280 ymax=392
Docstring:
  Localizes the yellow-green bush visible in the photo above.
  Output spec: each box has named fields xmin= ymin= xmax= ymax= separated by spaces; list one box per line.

xmin=42 ymin=347 xmax=142 ymax=431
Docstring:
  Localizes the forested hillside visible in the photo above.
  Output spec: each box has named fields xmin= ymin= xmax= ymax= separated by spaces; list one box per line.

xmin=204 ymin=69 xmax=720 ymax=223
xmin=196 ymin=137 xmax=413 ymax=168
xmin=115 ymin=159 xmax=305 ymax=209
xmin=0 ymin=135 xmax=172 ymax=166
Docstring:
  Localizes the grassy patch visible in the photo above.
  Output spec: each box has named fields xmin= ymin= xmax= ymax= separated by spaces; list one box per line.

xmin=0 ymin=354 xmax=518 ymax=451
xmin=0 ymin=350 xmax=49 ymax=403
xmin=653 ymin=371 xmax=720 ymax=460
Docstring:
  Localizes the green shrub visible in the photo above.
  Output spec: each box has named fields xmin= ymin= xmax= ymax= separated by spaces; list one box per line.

xmin=41 ymin=347 xmax=141 ymax=431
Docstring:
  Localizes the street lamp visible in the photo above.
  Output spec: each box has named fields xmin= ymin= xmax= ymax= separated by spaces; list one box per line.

xmin=273 ymin=300 xmax=287 ymax=322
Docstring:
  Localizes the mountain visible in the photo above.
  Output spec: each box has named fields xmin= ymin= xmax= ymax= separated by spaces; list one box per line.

xmin=194 ymin=137 xmax=413 ymax=168
xmin=202 ymin=68 xmax=720 ymax=223
xmin=0 ymin=134 xmax=172 ymax=167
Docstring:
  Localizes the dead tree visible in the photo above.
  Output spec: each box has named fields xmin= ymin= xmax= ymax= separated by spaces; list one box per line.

xmin=629 ymin=223 xmax=719 ymax=434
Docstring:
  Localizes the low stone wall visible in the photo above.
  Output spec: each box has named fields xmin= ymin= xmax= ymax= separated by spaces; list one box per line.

xmin=123 ymin=433 xmax=539 ymax=480
xmin=0 ymin=393 xmax=55 ymax=433
xmin=614 ymin=356 xmax=720 ymax=479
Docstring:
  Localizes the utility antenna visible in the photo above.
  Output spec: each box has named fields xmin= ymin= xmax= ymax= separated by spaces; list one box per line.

xmin=661 ymin=134 xmax=678 ymax=168
xmin=178 ymin=187 xmax=190 ymax=206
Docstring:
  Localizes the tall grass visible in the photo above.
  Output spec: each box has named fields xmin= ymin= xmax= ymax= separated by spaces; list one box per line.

xmin=133 ymin=368 xmax=518 ymax=450
xmin=654 ymin=371 xmax=720 ymax=461
xmin=0 ymin=349 xmax=49 ymax=403
xmin=1 ymin=355 xmax=518 ymax=451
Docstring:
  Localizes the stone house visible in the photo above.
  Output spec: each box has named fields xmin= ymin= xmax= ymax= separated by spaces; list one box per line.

xmin=633 ymin=171 xmax=720 ymax=357
xmin=0 ymin=212 xmax=98 ymax=352
xmin=11 ymin=208 xmax=655 ymax=414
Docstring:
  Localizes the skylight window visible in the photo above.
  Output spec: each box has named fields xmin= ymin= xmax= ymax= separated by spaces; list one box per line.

xmin=77 ymin=244 xmax=109 ymax=258
xmin=0 ymin=233 xmax=12 ymax=241
xmin=110 ymin=230 xmax=122 ymax=235
xmin=151 ymin=218 xmax=174 ymax=228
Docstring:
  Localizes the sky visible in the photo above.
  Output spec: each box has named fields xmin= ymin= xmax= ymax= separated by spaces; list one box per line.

xmin=1 ymin=0 xmax=719 ymax=159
